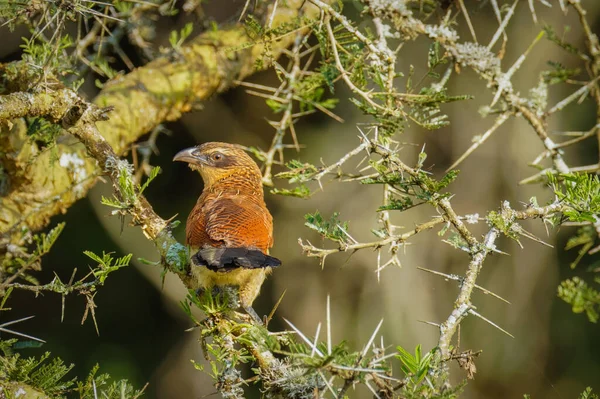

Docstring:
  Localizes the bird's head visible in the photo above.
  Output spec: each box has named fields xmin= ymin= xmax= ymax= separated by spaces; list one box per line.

xmin=173 ymin=142 xmax=262 ymax=187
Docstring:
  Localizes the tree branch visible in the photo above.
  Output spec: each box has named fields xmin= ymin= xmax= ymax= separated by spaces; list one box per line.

xmin=0 ymin=0 xmax=328 ymax=239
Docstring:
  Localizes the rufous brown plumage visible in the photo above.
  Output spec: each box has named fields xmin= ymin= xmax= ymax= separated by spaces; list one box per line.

xmin=173 ymin=142 xmax=280 ymax=316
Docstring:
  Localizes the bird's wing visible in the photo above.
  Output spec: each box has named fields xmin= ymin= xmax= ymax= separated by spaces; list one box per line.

xmin=193 ymin=247 xmax=281 ymax=272
xmin=186 ymin=201 xmax=211 ymax=248
xmin=204 ymin=197 xmax=273 ymax=252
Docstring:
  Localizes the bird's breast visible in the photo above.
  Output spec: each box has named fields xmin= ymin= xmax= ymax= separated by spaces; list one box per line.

xmin=186 ymin=189 xmax=273 ymax=252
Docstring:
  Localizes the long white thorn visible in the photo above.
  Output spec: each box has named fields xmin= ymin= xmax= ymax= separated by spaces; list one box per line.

xmin=469 ymin=309 xmax=514 ymax=338
xmin=326 ymin=295 xmax=332 ymax=356
xmin=362 ymin=319 xmax=384 ymax=358
xmin=312 ymin=322 xmax=322 ymax=357
xmin=284 ymin=318 xmax=325 ymax=357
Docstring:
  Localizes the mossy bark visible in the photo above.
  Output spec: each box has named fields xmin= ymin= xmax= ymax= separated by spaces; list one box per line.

xmin=0 ymin=0 xmax=326 ymax=239
xmin=0 ymin=381 xmax=51 ymax=399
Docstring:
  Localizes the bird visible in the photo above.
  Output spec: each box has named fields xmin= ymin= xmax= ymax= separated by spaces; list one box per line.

xmin=173 ymin=142 xmax=280 ymax=321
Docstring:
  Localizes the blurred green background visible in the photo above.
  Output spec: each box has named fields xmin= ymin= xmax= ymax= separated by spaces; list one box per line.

xmin=1 ymin=1 xmax=600 ymax=398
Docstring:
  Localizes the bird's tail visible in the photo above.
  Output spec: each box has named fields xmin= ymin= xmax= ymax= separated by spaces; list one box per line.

xmin=192 ymin=247 xmax=281 ymax=272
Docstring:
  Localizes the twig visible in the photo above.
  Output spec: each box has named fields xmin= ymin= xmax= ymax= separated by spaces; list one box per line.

xmin=436 ymin=228 xmax=499 ymax=361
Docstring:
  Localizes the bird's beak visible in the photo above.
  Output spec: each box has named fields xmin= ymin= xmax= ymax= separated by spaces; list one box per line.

xmin=173 ymin=147 xmax=207 ymax=165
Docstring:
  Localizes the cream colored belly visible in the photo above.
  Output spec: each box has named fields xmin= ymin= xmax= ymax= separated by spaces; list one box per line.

xmin=191 ymin=266 xmax=267 ymax=288
xmin=190 ymin=266 xmax=270 ymax=306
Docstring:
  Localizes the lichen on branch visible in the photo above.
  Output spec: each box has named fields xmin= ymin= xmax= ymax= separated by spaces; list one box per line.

xmin=0 ymin=0 xmax=327 ymax=241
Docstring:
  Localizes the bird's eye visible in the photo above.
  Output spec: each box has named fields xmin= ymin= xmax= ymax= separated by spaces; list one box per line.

xmin=211 ymin=153 xmax=223 ymax=161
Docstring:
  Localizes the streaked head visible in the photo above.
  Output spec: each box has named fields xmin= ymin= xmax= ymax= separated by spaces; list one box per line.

xmin=173 ymin=142 xmax=261 ymax=187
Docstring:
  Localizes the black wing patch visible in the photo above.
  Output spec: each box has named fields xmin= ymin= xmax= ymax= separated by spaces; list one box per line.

xmin=192 ymin=247 xmax=282 ymax=272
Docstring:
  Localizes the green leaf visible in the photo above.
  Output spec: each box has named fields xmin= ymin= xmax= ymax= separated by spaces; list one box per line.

xmin=579 ymin=387 xmax=599 ymax=399
xmin=84 ymin=251 xmax=132 ymax=284
xmin=270 ymin=184 xmax=311 ymax=198
xmin=275 ymin=160 xmax=319 ymax=183
xmin=396 ymin=345 xmax=418 ymax=375
xmin=551 ymin=173 xmax=600 ymax=223
xmin=377 ymin=197 xmax=414 ymax=212
xmin=396 ymin=345 xmax=433 ymax=385
xmin=565 ymin=226 xmax=596 ymax=269
xmin=543 ymin=25 xmax=585 ymax=57
xmin=558 ymin=277 xmax=600 ymax=323
xmin=101 ymin=196 xmax=127 ymax=209
xmin=139 ymin=166 xmax=161 ymax=194
xmin=170 ymin=22 xmax=194 ymax=50
xmin=0 ymin=287 xmax=13 ymax=310
xmin=304 ymin=211 xmax=351 ymax=244
xmin=428 ymin=41 xmax=447 ymax=70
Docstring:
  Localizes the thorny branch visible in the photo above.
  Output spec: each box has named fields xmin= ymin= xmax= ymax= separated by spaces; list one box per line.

xmin=240 ymin=30 xmax=345 ymax=185
xmin=287 ymin=0 xmax=598 ymax=390
xmin=0 ymin=79 xmax=327 ymax=397
xmin=260 ymin=34 xmax=306 ymax=186
xmin=1 ymin=0 xmax=348 ymax=397
xmin=0 ymin=0 xmax=328 ymax=238
xmin=2 ymin=0 xmax=600 ymax=397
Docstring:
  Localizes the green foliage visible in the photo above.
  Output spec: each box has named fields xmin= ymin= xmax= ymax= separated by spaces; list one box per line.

xmin=427 ymin=42 xmax=448 ymax=72
xmin=169 ymin=22 xmax=194 ymax=51
xmin=396 ymin=345 xmax=433 ymax=385
xmin=551 ymin=173 xmax=600 ymax=223
xmin=93 ymin=58 xmax=119 ymax=86
xmin=293 ymin=73 xmax=340 ymax=114
xmin=26 ymin=117 xmax=62 ymax=150
xmin=486 ymin=210 xmax=521 ymax=241
xmin=238 ymin=14 xmax=316 ymax=69
xmin=407 ymin=88 xmax=471 ymax=130
xmin=558 ymin=277 xmax=600 ymax=323
xmin=319 ymin=62 xmax=340 ymax=93
xmin=102 ymin=162 xmax=161 ymax=209
xmin=378 ymin=197 xmax=414 ymax=211
xmin=394 ymin=344 xmax=464 ymax=398
xmin=0 ymin=339 xmax=144 ymax=398
xmin=543 ymin=25 xmax=585 ymax=57
xmin=543 ymin=61 xmax=581 ymax=85
xmin=444 ymin=233 xmax=470 ymax=252
xmin=180 ymin=289 xmax=256 ymax=397
xmin=20 ymin=35 xmax=75 ymax=77
xmin=565 ymin=226 xmax=596 ymax=269
xmin=79 ymin=370 xmax=142 ymax=398
xmin=0 ymin=349 xmax=75 ymax=395
xmin=1 ymin=0 xmax=177 ymax=89
xmin=362 ymin=162 xmax=458 ymax=204
xmin=244 ymin=15 xmax=264 ymax=40
xmin=181 ymin=288 xmax=234 ymax=322
xmin=579 ymin=387 xmax=599 ymax=399
xmin=0 ymin=225 xmax=131 ymax=332
xmin=4 ymin=0 xmax=600 ymax=397
xmin=101 ymin=161 xmax=136 ymax=209
xmin=84 ymin=251 xmax=132 ymax=284
xmin=246 ymin=146 xmax=267 ymax=162
xmin=76 ymin=365 xmax=145 ymax=399
xmin=139 ymin=166 xmax=161 ymax=194
xmin=305 ymin=211 xmax=351 ymax=244
xmin=276 ymin=160 xmax=319 ymax=183
xmin=271 ymin=184 xmax=311 ymax=198
xmin=1 ymin=223 xmax=65 ymax=288
xmin=265 ymin=98 xmax=288 ymax=113
xmin=29 ymin=224 xmax=65 ymax=264
xmin=425 ymin=170 xmax=460 ymax=194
